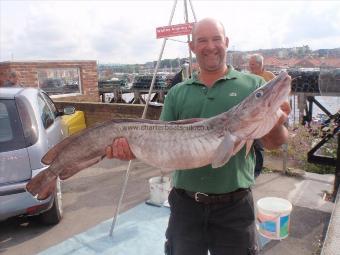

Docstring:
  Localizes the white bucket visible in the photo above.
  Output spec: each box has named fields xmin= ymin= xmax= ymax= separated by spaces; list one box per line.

xmin=149 ymin=176 xmax=171 ymax=205
xmin=256 ymin=197 xmax=293 ymax=240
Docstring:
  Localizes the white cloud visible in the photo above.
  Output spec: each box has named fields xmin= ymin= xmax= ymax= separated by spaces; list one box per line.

xmin=1 ymin=0 xmax=339 ymax=63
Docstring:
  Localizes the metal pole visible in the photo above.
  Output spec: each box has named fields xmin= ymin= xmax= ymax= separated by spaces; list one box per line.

xmin=282 ymin=143 xmax=288 ymax=174
xmin=188 ymin=0 xmax=197 ymax=21
xmin=142 ymin=0 xmax=178 ymax=118
xmin=109 ymin=160 xmax=132 ymax=236
xmin=283 ymin=96 xmax=294 ymax=174
xmin=109 ymin=0 xmax=178 ymax=237
xmin=184 ymin=0 xmax=193 ymax=77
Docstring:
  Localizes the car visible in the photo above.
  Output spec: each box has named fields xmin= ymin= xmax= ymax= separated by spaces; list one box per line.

xmin=0 ymin=87 xmax=75 ymax=225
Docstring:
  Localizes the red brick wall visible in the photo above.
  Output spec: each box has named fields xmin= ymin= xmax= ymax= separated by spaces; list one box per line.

xmin=0 ymin=63 xmax=10 ymax=86
xmin=0 ymin=61 xmax=99 ymax=101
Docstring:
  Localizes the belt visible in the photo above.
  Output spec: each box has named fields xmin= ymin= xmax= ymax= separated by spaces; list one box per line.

xmin=179 ymin=188 xmax=250 ymax=204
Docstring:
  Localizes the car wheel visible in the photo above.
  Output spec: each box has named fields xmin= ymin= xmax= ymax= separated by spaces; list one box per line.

xmin=39 ymin=178 xmax=63 ymax=225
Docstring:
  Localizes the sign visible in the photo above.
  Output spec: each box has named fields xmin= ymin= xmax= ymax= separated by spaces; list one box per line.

xmin=156 ymin=22 xmax=195 ymax=39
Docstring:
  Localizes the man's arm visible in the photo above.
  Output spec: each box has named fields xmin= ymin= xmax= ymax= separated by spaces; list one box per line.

xmin=260 ymin=101 xmax=291 ymax=150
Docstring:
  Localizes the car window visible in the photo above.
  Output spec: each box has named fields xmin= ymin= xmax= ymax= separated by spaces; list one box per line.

xmin=37 ymin=95 xmax=54 ymax=129
xmin=0 ymin=100 xmax=26 ymax=152
xmin=41 ymin=92 xmax=59 ymax=118
xmin=0 ymin=102 xmax=12 ymax=142
xmin=15 ymin=95 xmax=39 ymax=147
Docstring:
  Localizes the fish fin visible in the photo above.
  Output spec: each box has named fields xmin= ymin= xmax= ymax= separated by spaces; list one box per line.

xmin=41 ymin=125 xmax=103 ymax=165
xmin=245 ymin=140 xmax=254 ymax=157
xmin=211 ymin=131 xmax=235 ymax=168
xmin=41 ymin=131 xmax=85 ymax=164
xmin=27 ymin=155 xmax=105 ymax=198
xmin=41 ymin=144 xmax=64 ymax=165
xmin=59 ymin=155 xmax=105 ymax=180
xmin=160 ymin=168 xmax=175 ymax=174
xmin=26 ymin=169 xmax=57 ymax=197
xmin=233 ymin=140 xmax=246 ymax=156
xmin=168 ymin=118 xmax=204 ymax=125
xmin=36 ymin=179 xmax=57 ymax=200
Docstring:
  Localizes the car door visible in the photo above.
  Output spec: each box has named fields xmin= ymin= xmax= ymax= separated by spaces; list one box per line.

xmin=42 ymin=92 xmax=66 ymax=139
xmin=37 ymin=93 xmax=64 ymax=151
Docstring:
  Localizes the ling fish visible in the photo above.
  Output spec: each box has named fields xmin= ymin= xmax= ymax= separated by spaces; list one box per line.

xmin=26 ymin=71 xmax=291 ymax=199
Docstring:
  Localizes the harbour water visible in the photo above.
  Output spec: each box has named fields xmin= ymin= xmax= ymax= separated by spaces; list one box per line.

xmin=312 ymin=96 xmax=339 ymax=115
xmin=290 ymin=95 xmax=339 ymax=124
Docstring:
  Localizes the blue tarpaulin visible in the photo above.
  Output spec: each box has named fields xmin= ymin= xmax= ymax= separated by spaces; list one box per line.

xmin=39 ymin=203 xmax=270 ymax=255
xmin=39 ymin=204 xmax=169 ymax=255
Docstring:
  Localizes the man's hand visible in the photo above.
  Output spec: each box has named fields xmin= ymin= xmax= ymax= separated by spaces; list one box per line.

xmin=260 ymin=101 xmax=291 ymax=150
xmin=106 ymin=137 xmax=136 ymax=161
xmin=277 ymin=101 xmax=291 ymax=126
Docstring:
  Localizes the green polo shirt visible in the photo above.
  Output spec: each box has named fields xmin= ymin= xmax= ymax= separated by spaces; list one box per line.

xmin=160 ymin=66 xmax=265 ymax=194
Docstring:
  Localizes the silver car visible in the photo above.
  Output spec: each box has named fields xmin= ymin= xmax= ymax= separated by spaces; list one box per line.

xmin=0 ymin=87 xmax=74 ymax=225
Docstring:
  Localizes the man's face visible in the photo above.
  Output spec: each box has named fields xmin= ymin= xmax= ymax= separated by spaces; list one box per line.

xmin=190 ymin=21 xmax=228 ymax=72
xmin=248 ymin=58 xmax=262 ymax=75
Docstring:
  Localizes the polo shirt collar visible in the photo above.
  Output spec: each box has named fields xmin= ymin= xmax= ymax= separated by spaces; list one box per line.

xmin=186 ymin=65 xmax=238 ymax=86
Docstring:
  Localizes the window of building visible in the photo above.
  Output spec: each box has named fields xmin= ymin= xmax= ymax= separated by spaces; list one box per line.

xmin=37 ymin=68 xmax=81 ymax=96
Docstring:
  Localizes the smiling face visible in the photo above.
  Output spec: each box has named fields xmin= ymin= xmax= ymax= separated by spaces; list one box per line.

xmin=189 ymin=19 xmax=229 ymax=73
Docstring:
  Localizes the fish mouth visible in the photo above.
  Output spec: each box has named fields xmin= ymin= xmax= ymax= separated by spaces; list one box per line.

xmin=264 ymin=72 xmax=291 ymax=109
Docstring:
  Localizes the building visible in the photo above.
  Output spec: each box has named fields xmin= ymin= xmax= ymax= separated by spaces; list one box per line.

xmin=0 ymin=60 xmax=99 ymax=101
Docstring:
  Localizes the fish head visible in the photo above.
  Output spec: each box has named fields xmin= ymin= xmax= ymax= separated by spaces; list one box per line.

xmin=259 ymin=71 xmax=291 ymax=112
xmin=239 ymin=71 xmax=291 ymax=121
xmin=227 ymin=71 xmax=291 ymax=139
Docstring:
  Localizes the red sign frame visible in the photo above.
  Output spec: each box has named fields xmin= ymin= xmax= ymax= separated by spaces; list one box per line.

xmin=156 ymin=22 xmax=195 ymax=39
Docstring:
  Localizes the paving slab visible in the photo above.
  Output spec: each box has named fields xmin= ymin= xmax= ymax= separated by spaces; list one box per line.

xmin=257 ymin=172 xmax=334 ymax=255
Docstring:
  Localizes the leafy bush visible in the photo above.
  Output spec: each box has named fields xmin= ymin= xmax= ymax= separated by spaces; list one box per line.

xmin=267 ymin=122 xmax=336 ymax=174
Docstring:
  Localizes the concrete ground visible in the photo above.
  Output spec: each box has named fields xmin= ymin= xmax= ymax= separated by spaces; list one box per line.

xmin=255 ymin=171 xmax=334 ymax=255
xmin=0 ymin=157 xmax=335 ymax=255
xmin=0 ymin=159 xmax=163 ymax=255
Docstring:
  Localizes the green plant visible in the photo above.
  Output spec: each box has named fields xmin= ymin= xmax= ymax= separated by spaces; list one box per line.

xmin=286 ymin=123 xmax=336 ymax=174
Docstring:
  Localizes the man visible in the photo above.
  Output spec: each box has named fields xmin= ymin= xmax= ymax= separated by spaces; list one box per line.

xmin=248 ymin=54 xmax=275 ymax=82
xmin=106 ymin=18 xmax=290 ymax=255
xmin=248 ymin=54 xmax=276 ymax=178
xmin=3 ymin=71 xmax=21 ymax=87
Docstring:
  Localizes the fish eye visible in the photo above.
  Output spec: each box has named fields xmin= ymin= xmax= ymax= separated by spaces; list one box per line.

xmin=255 ymin=90 xmax=263 ymax=99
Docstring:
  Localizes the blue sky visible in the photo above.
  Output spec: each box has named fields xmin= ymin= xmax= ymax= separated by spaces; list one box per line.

xmin=1 ymin=0 xmax=339 ymax=64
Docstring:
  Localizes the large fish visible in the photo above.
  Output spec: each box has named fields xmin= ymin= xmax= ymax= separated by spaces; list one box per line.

xmin=26 ymin=71 xmax=291 ymax=199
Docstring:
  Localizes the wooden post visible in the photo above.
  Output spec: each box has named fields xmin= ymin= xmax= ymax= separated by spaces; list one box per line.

xmin=297 ymin=94 xmax=306 ymax=124
xmin=159 ymin=91 xmax=165 ymax=103
xmin=113 ymin=88 xmax=118 ymax=103
xmin=333 ymin=133 xmax=340 ymax=200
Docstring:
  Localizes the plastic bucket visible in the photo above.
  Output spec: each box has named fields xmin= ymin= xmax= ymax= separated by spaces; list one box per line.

xmin=149 ymin=176 xmax=171 ymax=205
xmin=256 ymin=197 xmax=292 ymax=240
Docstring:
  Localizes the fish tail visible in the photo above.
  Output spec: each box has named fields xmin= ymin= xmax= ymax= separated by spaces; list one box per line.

xmin=26 ymin=168 xmax=57 ymax=198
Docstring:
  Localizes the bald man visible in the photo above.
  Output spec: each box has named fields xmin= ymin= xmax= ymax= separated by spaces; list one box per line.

xmin=107 ymin=18 xmax=290 ymax=255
